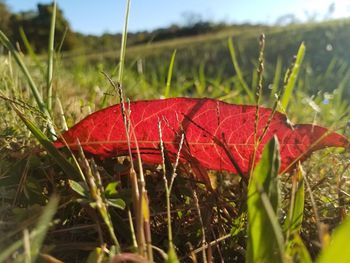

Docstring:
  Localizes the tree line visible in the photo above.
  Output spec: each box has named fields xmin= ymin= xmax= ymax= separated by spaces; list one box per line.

xmin=0 ymin=1 xmax=77 ymax=52
xmin=0 ymin=1 xmax=261 ymax=54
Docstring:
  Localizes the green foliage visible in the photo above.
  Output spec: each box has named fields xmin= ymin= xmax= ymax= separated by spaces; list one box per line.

xmin=0 ymin=30 xmax=46 ymax=113
xmin=12 ymin=106 xmax=80 ymax=179
xmin=317 ymin=217 xmax=350 ymax=263
xmin=69 ymin=179 xmax=89 ymax=198
xmin=247 ymin=137 xmax=285 ymax=263
xmin=0 ymin=1 xmax=11 ymax=34
xmin=286 ymin=234 xmax=313 ymax=263
xmin=228 ymin=37 xmax=255 ymax=102
xmin=0 ymin=30 xmax=56 ymax=136
xmin=166 ymin=246 xmax=180 ymax=263
xmin=284 ymin=164 xmax=305 ymax=235
xmin=164 ymin=49 xmax=177 ymax=98
xmin=9 ymin=3 xmax=77 ymax=53
xmin=284 ymin=165 xmax=312 ymax=263
xmin=0 ymin=196 xmax=59 ymax=262
xmin=281 ymin=42 xmax=305 ymax=109
xmin=270 ymin=56 xmax=282 ymax=101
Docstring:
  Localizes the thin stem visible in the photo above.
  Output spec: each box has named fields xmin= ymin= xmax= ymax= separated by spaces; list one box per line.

xmin=193 ymin=190 xmax=208 ymax=263
xmin=250 ymin=33 xmax=265 ymax=177
xmin=76 ymin=140 xmax=120 ymax=252
xmin=118 ymin=0 xmax=131 ymax=85
xmin=47 ymin=0 xmax=56 ymax=113
xmin=128 ymin=209 xmax=138 ymax=250
xmin=304 ymin=172 xmax=323 ymax=247
xmin=158 ymin=119 xmax=173 ymax=244
xmin=169 ymin=133 xmax=185 ymax=192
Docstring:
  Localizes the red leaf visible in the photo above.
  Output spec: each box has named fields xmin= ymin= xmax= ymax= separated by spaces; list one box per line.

xmin=54 ymin=98 xmax=348 ymax=179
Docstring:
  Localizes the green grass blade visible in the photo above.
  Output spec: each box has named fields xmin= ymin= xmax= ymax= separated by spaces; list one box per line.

xmin=317 ymin=216 xmax=350 ymax=263
xmin=284 ymin=164 xmax=305 ymax=234
xmin=13 ymin=105 xmax=80 ymax=179
xmin=166 ymin=245 xmax=180 ymax=263
xmin=333 ymin=69 xmax=350 ymax=107
xmin=0 ymin=237 xmax=24 ymax=262
xmin=270 ymin=56 xmax=282 ymax=100
xmin=197 ymin=62 xmax=206 ymax=96
xmin=57 ymin=26 xmax=68 ymax=54
xmin=164 ymin=49 xmax=177 ymax=98
xmin=0 ymin=30 xmax=56 ymax=136
xmin=118 ymin=0 xmax=131 ymax=85
xmin=47 ymin=0 xmax=57 ymax=113
xmin=30 ymin=195 xmax=59 ymax=262
xmin=0 ymin=196 xmax=59 ymax=262
xmin=18 ymin=27 xmax=45 ymax=74
xmin=284 ymin=164 xmax=310 ymax=261
xmin=19 ymin=27 xmax=35 ymax=58
xmin=246 ymin=136 xmax=285 ymax=263
xmin=227 ymin=37 xmax=254 ymax=102
xmin=285 ymin=234 xmax=312 ymax=263
xmin=280 ymin=42 xmax=305 ymax=109
xmin=0 ymin=30 xmax=46 ymax=113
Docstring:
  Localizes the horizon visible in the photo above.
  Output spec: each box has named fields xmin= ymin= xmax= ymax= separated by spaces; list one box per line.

xmin=7 ymin=0 xmax=350 ymax=35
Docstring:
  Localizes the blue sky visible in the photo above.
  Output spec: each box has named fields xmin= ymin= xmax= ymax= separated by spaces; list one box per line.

xmin=7 ymin=0 xmax=350 ymax=35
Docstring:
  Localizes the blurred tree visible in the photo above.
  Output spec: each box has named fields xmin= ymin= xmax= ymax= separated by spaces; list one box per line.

xmin=10 ymin=2 xmax=77 ymax=53
xmin=275 ymin=14 xmax=300 ymax=25
xmin=324 ymin=2 xmax=335 ymax=20
xmin=0 ymin=0 xmax=12 ymax=35
xmin=181 ymin=11 xmax=203 ymax=27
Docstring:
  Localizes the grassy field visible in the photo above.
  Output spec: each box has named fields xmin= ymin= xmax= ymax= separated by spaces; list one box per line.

xmin=52 ymin=18 xmax=350 ymax=111
xmin=1 ymin=4 xmax=350 ymax=262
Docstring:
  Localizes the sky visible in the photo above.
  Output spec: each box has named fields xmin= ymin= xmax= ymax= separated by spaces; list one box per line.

xmin=7 ymin=0 xmax=350 ymax=35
